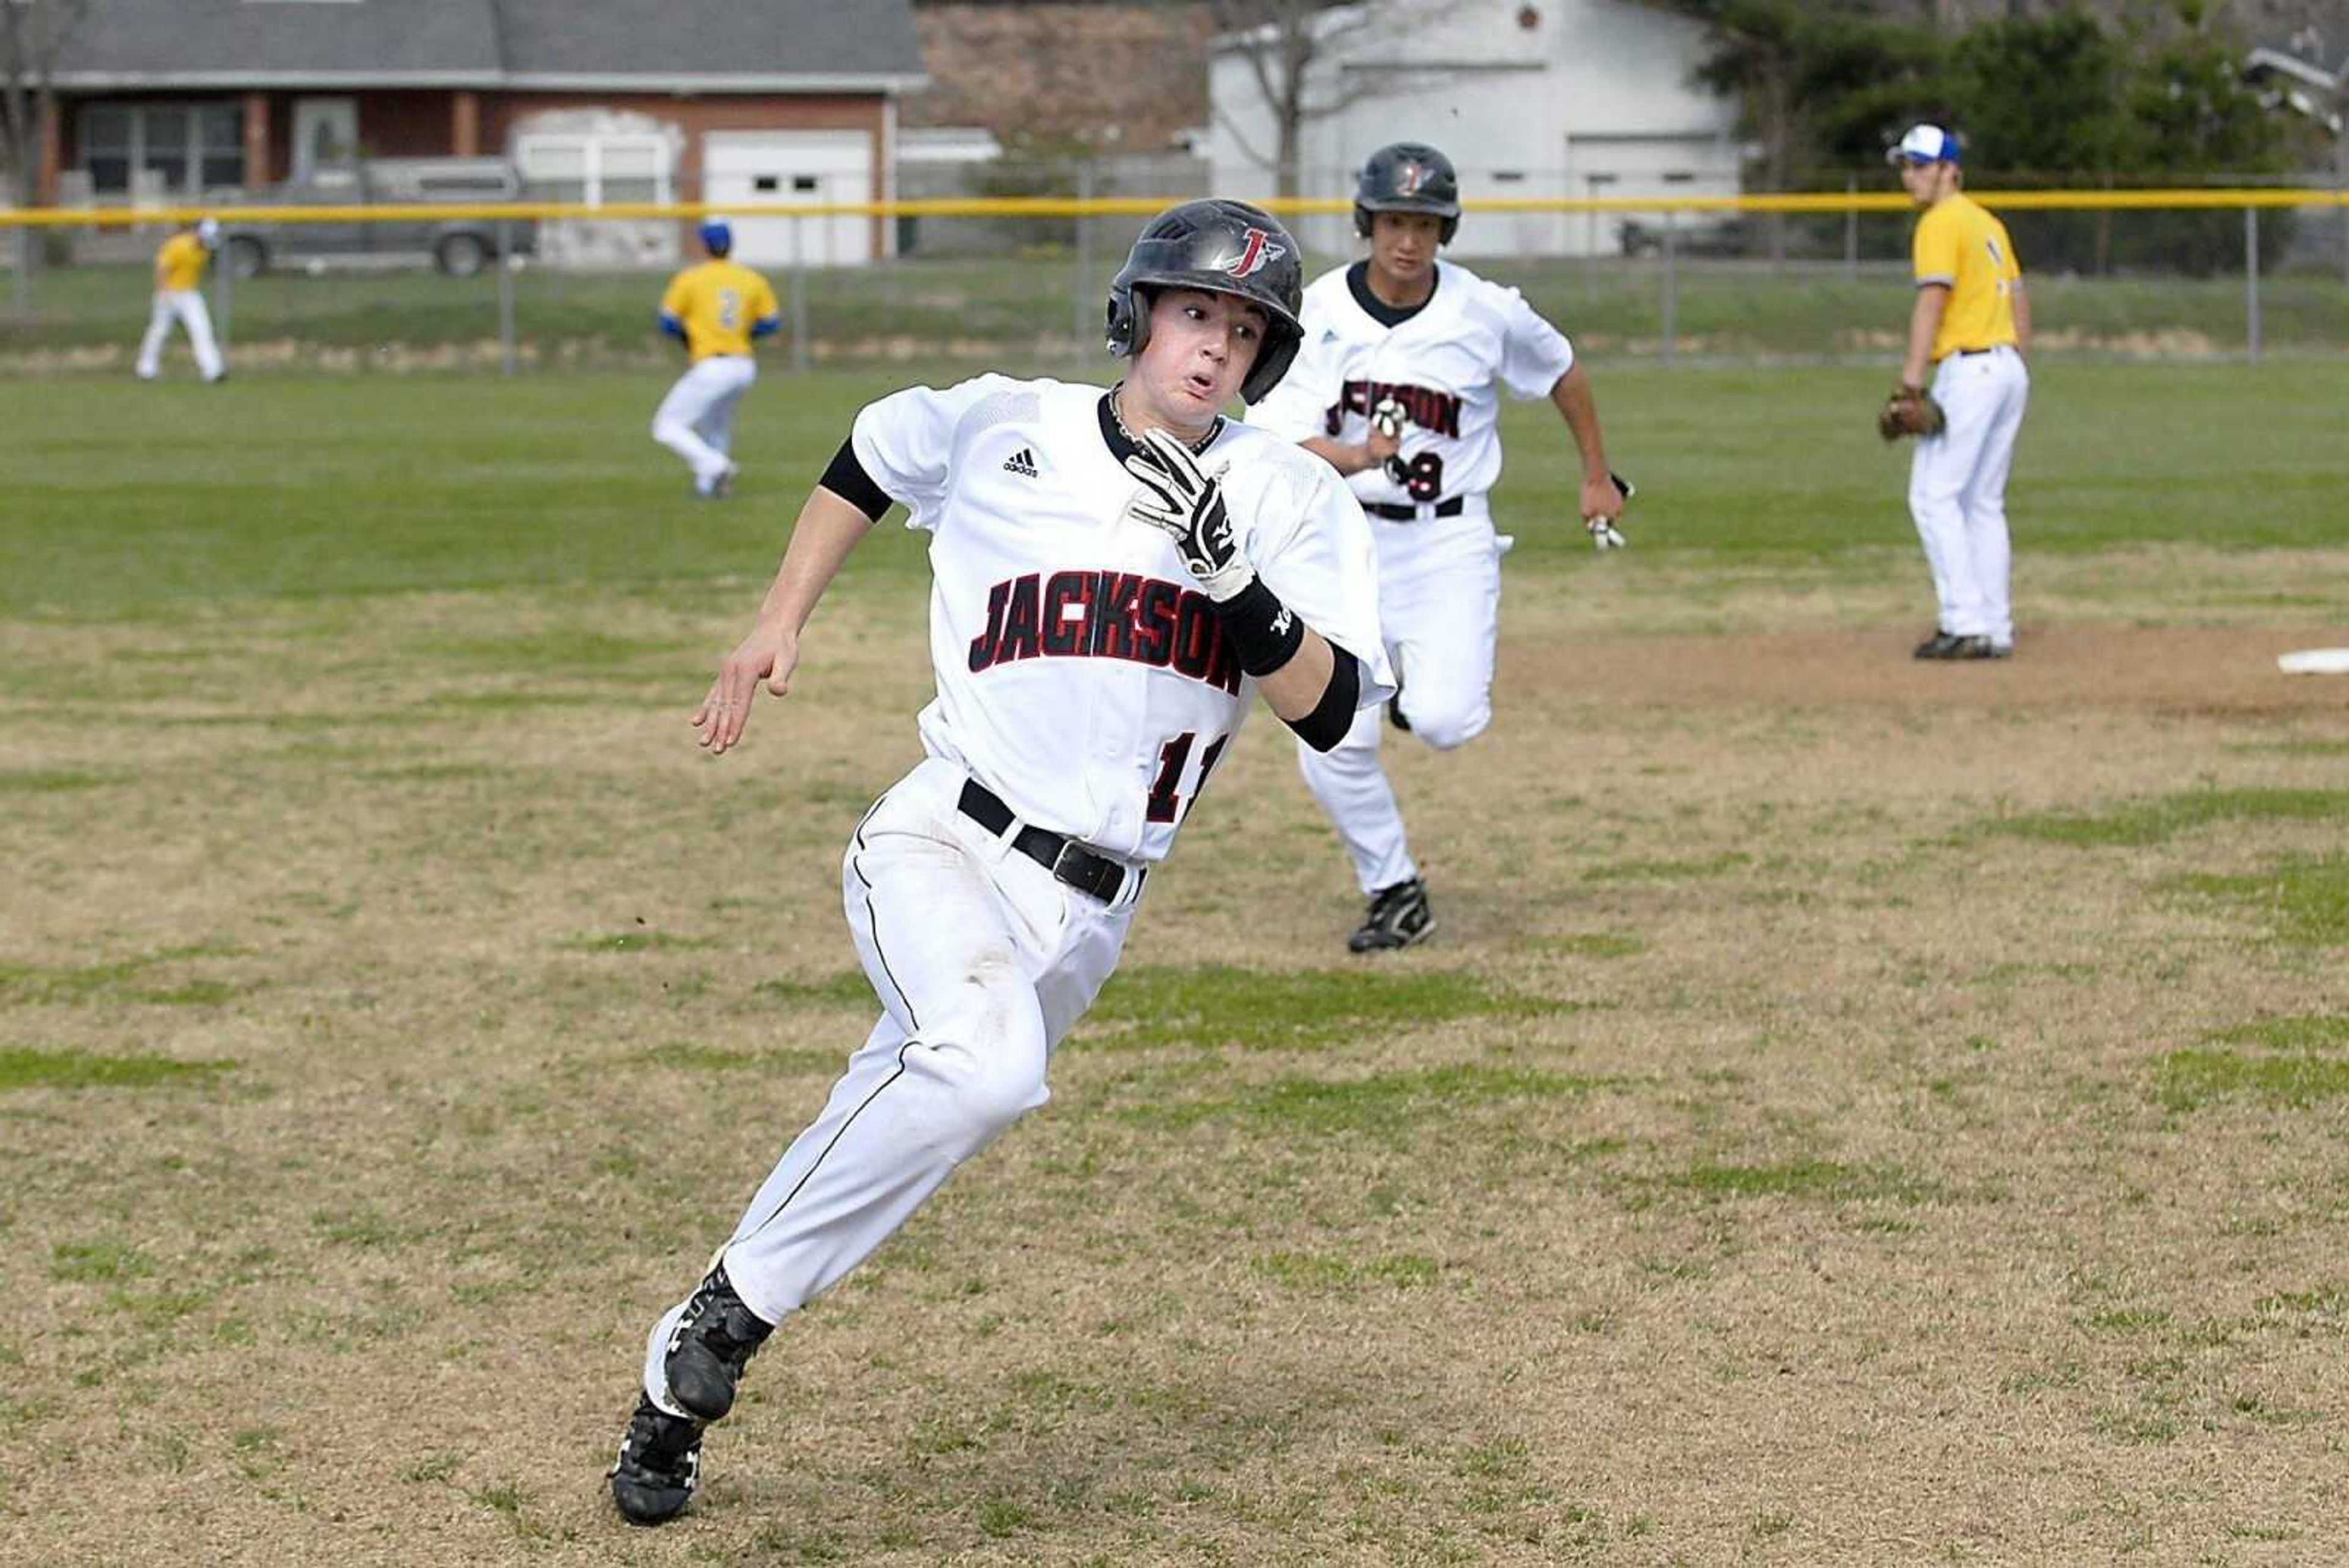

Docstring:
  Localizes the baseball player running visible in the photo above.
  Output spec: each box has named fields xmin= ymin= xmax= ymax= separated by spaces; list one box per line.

xmin=135 ymin=216 xmax=226 ymax=382
xmin=607 ymin=198 xmax=1391 ymax=1526
xmin=1885 ymin=124 xmax=2029 ymax=660
xmin=1250 ymin=141 xmax=1627 ymax=952
xmin=651 ymin=219 xmax=781 ymax=498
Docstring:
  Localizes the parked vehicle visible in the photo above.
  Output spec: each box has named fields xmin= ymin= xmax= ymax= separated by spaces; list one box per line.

xmin=220 ymin=158 xmax=536 ymax=280
xmin=1616 ymin=214 xmax=1751 ymax=259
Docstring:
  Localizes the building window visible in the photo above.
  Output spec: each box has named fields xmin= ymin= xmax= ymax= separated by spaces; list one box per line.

xmin=516 ymin=133 xmax=671 ymax=208
xmin=77 ymin=101 xmax=245 ymax=196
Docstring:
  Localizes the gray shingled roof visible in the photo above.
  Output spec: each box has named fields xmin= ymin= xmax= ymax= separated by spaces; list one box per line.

xmin=494 ymin=0 xmax=924 ymax=82
xmin=55 ymin=0 xmax=923 ymax=87
xmin=58 ymin=1 xmax=504 ymax=81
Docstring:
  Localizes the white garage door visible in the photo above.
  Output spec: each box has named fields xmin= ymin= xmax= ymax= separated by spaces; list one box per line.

xmin=703 ymin=130 xmax=875 ymax=268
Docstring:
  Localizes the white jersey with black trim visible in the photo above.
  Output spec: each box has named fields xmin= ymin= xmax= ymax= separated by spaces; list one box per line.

xmin=849 ymin=374 xmax=1392 ymax=865
xmin=1248 ymin=258 xmax=1574 ymax=509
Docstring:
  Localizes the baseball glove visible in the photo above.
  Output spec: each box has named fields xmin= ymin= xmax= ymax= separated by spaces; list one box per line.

xmin=1877 ymin=384 xmax=1946 ymax=442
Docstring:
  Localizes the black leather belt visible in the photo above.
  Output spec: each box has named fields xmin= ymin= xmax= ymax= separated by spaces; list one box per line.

xmin=1954 ymin=346 xmax=2002 ymax=357
xmin=958 ymin=779 xmax=1130 ymax=903
xmin=1366 ymin=497 xmax=1464 ymax=521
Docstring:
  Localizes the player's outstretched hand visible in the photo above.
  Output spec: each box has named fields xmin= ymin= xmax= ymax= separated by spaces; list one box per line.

xmin=1124 ymin=428 xmax=1256 ymax=602
xmin=691 ymin=623 xmax=800 ymax=756
xmin=1581 ymin=470 xmax=1630 ymax=551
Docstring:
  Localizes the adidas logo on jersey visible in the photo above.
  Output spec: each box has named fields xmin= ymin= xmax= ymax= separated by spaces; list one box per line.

xmin=1003 ymin=447 xmax=1039 ymax=478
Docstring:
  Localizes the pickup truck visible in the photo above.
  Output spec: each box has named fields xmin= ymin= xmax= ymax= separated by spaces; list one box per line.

xmin=220 ymin=158 xmax=536 ymax=279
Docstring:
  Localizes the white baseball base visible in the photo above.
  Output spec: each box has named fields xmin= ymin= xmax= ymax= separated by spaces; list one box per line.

xmin=2277 ymin=648 xmax=2349 ymax=675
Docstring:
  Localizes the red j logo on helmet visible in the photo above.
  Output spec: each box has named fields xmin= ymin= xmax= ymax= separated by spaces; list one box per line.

xmin=1220 ymin=228 xmax=1287 ymax=280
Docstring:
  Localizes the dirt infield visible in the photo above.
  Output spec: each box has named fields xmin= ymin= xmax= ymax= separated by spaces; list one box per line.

xmin=1553 ymin=623 xmax=2349 ymax=715
xmin=3 ymin=551 xmax=2345 ymax=1566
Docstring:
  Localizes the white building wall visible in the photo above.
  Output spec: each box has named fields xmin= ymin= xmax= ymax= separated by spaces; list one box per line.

xmin=1209 ymin=0 xmax=1739 ymax=259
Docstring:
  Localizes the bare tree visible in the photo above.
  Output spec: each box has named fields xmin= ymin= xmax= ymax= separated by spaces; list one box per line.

xmin=1 ymin=0 xmax=94 ymax=208
xmin=1206 ymin=0 xmax=1457 ymax=199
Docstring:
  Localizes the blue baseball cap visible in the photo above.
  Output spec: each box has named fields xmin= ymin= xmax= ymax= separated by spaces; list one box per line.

xmin=1888 ymin=124 xmax=1961 ymax=165
xmin=698 ymin=219 xmax=733 ymax=255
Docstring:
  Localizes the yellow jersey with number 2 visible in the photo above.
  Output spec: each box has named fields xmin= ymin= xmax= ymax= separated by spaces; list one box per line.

xmin=659 ymin=259 xmax=779 ymax=363
xmin=157 ymin=232 xmax=209 ymax=293
xmin=1912 ymin=192 xmax=2020 ymax=363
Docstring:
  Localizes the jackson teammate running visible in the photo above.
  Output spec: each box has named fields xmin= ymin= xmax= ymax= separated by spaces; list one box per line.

xmin=1884 ymin=124 xmax=2029 ymax=660
xmin=652 ymin=219 xmax=781 ymax=499
xmin=606 ymin=199 xmax=1390 ymax=1526
xmin=1250 ymin=141 xmax=1628 ymax=952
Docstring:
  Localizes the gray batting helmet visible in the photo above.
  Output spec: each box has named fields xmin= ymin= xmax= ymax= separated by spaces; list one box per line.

xmin=1354 ymin=142 xmax=1461 ymax=243
xmin=1105 ymin=198 xmax=1305 ymax=406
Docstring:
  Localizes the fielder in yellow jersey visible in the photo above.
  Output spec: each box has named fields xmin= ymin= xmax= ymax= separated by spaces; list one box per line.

xmin=157 ymin=231 xmax=207 ymax=292
xmin=1912 ymin=185 xmax=2021 ymax=362
xmin=136 ymin=217 xmax=226 ymax=382
xmin=653 ymin=220 xmax=782 ymax=497
xmin=1889 ymin=125 xmax=2030 ymax=660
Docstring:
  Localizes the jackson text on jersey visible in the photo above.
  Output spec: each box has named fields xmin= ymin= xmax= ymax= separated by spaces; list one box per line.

xmin=1323 ymin=380 xmax=1463 ymax=439
xmin=966 ymin=568 xmax=1246 ymax=694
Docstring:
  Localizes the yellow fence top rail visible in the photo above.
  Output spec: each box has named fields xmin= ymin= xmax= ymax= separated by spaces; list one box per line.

xmin=2 ymin=189 xmax=2343 ymax=228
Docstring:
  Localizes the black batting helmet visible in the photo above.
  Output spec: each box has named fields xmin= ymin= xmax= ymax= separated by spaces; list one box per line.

xmin=1354 ymin=141 xmax=1461 ymax=243
xmin=1105 ymin=198 xmax=1305 ymax=406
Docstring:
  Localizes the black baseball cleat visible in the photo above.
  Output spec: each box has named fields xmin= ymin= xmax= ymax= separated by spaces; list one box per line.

xmin=1913 ymin=630 xmax=1972 ymax=660
xmin=609 ymin=1393 xmax=702 ymax=1526
xmin=664 ymin=1263 xmax=773 ymax=1423
xmin=1349 ymin=877 xmax=1435 ymax=953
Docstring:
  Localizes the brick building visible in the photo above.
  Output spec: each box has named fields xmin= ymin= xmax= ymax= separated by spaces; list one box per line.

xmin=37 ymin=0 xmax=926 ymax=263
xmin=904 ymin=1 xmax=1210 ymax=154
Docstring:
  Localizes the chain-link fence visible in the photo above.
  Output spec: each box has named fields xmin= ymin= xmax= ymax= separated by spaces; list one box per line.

xmin=4 ymin=163 xmax=2345 ymax=377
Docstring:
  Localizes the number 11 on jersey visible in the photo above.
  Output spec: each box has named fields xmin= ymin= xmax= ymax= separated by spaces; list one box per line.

xmin=1146 ymin=731 xmax=1230 ymax=824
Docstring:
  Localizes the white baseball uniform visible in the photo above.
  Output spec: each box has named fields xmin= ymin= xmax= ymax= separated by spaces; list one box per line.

xmin=137 ymin=229 xmax=226 ymax=382
xmin=651 ymin=355 xmax=757 ymax=491
xmin=136 ymin=291 xmax=225 ymax=381
xmin=1910 ymin=348 xmax=2026 ymax=647
xmin=1249 ymin=258 xmax=1574 ymax=895
xmin=640 ymin=376 xmax=1389 ymax=1410
xmin=1904 ymin=191 xmax=2028 ymax=650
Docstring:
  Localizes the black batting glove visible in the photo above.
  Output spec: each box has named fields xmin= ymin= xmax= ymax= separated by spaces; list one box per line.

xmin=1124 ymin=428 xmax=1256 ymax=602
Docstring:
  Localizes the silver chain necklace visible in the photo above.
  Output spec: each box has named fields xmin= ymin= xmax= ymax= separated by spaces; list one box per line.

xmin=1108 ymin=382 xmax=1221 ymax=456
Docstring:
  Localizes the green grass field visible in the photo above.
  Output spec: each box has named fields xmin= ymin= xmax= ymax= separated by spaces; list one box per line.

xmin=7 ymin=248 xmax=2347 ymax=371
xmin=6 ymin=361 xmax=2345 ymax=615
xmin=2 ymin=364 xmax=2347 ymax=1565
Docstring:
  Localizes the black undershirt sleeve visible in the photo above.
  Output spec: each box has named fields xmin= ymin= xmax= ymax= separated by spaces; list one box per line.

xmin=818 ymin=437 xmax=894 ymax=523
xmin=1285 ymin=643 xmax=1362 ymax=753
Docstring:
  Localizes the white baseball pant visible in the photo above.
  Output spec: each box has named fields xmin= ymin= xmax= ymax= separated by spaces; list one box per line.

xmin=135 ymin=289 xmax=224 ymax=381
xmin=640 ymin=757 xmax=1142 ymax=1415
xmin=1909 ymin=346 xmax=2028 ymax=648
xmin=1297 ymin=503 xmax=1504 ymax=896
xmin=651 ymin=355 xmax=758 ymax=491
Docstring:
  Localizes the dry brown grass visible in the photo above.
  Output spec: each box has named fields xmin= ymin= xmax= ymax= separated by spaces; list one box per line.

xmin=3 ymin=550 xmax=2345 ymax=1566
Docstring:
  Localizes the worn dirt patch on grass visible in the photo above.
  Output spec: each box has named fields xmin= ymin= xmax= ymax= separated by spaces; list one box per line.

xmin=1518 ymin=622 xmax=2348 ymax=716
